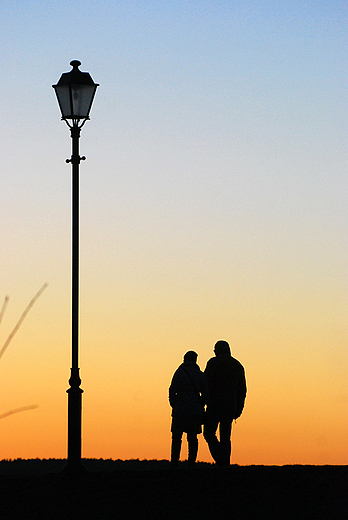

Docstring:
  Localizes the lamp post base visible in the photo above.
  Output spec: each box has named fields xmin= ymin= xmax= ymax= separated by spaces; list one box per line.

xmin=65 ymin=370 xmax=84 ymax=476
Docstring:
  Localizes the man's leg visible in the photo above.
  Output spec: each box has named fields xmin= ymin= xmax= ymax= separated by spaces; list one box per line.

xmin=219 ymin=416 xmax=233 ymax=466
xmin=203 ymin=410 xmax=221 ymax=463
xmin=187 ymin=431 xmax=198 ymax=466
xmin=171 ymin=430 xmax=182 ymax=467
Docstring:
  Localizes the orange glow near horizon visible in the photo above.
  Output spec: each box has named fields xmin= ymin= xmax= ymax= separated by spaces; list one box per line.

xmin=0 ymin=283 xmax=346 ymax=465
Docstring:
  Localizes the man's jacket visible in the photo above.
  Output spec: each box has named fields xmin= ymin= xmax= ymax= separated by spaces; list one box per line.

xmin=204 ymin=354 xmax=247 ymax=419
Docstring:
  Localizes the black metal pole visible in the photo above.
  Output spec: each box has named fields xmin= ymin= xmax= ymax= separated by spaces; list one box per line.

xmin=65 ymin=124 xmax=84 ymax=475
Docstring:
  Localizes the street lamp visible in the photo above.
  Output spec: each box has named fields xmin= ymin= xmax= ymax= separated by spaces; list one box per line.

xmin=53 ymin=61 xmax=98 ymax=474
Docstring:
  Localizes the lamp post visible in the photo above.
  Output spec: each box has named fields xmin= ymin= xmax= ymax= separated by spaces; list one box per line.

xmin=53 ymin=61 xmax=98 ymax=474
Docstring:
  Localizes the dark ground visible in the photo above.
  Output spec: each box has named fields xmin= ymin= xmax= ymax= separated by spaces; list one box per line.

xmin=0 ymin=459 xmax=346 ymax=519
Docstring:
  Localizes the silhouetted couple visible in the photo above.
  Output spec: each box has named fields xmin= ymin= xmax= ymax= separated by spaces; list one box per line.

xmin=169 ymin=340 xmax=247 ymax=467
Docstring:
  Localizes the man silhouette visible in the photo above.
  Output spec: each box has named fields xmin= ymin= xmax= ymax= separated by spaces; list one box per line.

xmin=169 ymin=351 xmax=209 ymax=467
xmin=203 ymin=340 xmax=247 ymax=466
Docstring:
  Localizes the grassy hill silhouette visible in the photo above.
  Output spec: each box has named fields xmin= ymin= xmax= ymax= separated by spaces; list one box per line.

xmin=0 ymin=459 xmax=346 ymax=519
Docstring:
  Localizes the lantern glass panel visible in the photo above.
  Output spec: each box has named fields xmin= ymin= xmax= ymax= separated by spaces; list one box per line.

xmin=71 ymin=83 xmax=96 ymax=119
xmin=54 ymin=84 xmax=71 ymax=119
xmin=54 ymin=83 xmax=97 ymax=120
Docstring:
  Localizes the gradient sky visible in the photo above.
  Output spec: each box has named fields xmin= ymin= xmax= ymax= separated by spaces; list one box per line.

xmin=0 ymin=1 xmax=347 ymax=465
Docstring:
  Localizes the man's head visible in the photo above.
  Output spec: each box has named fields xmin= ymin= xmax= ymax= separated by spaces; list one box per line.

xmin=214 ymin=340 xmax=231 ymax=356
xmin=183 ymin=350 xmax=198 ymax=363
